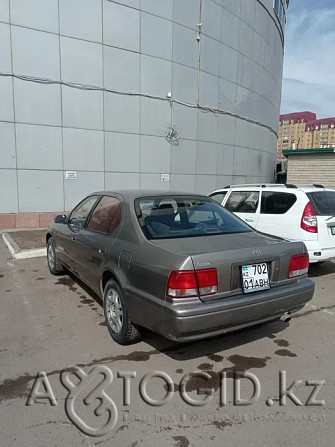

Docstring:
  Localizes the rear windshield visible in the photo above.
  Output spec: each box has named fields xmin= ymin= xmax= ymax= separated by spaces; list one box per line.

xmin=135 ymin=196 xmax=252 ymax=240
xmin=307 ymin=191 xmax=335 ymax=216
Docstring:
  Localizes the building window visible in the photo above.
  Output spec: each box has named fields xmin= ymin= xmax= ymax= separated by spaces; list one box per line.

xmin=274 ymin=0 xmax=287 ymax=28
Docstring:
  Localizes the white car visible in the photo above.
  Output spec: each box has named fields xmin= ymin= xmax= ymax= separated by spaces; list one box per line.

xmin=209 ymin=184 xmax=335 ymax=263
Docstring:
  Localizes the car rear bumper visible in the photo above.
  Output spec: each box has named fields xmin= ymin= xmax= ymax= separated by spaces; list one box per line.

xmin=304 ymin=241 xmax=335 ymax=262
xmin=159 ymin=278 xmax=314 ymax=342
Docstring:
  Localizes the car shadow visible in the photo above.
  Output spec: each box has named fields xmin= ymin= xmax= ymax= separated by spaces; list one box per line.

xmin=308 ymin=261 xmax=335 ymax=277
xmin=63 ymin=270 xmax=292 ymax=361
xmin=65 ymin=269 xmax=103 ymax=308
xmin=141 ymin=319 xmax=290 ymax=362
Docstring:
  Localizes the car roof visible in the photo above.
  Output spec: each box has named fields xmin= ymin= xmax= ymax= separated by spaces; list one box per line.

xmin=210 ymin=184 xmax=334 ymax=194
xmin=89 ymin=189 xmax=209 ymax=201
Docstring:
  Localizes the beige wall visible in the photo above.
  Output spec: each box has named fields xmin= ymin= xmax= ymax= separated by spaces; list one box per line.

xmin=287 ymin=154 xmax=335 ymax=189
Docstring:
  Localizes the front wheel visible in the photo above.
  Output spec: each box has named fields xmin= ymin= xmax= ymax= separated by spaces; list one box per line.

xmin=103 ymin=279 xmax=141 ymax=345
xmin=47 ymin=237 xmax=65 ymax=275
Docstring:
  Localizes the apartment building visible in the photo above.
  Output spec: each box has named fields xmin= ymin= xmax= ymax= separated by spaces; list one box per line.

xmin=277 ymin=111 xmax=316 ymax=158
xmin=304 ymin=118 xmax=335 ymax=149
xmin=278 ymin=112 xmax=335 ymax=159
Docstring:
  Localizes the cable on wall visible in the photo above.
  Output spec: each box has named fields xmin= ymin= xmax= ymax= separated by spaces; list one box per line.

xmin=196 ymin=0 xmax=203 ymax=106
xmin=0 ymin=71 xmax=278 ymax=137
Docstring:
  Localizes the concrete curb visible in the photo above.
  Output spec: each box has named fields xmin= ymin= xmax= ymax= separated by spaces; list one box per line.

xmin=2 ymin=232 xmax=46 ymax=260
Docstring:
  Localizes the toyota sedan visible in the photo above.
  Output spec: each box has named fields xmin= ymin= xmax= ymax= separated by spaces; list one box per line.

xmin=46 ymin=190 xmax=314 ymax=345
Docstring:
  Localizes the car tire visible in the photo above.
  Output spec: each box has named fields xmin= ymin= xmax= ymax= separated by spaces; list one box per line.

xmin=103 ymin=279 xmax=141 ymax=345
xmin=47 ymin=237 xmax=65 ymax=275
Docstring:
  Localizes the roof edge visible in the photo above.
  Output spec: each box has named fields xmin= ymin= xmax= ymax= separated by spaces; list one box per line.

xmin=283 ymin=148 xmax=335 ymax=156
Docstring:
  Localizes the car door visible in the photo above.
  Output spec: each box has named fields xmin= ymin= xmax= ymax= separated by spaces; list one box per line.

xmin=56 ymin=195 xmax=100 ymax=273
xmin=71 ymin=195 xmax=123 ymax=293
xmin=256 ymin=190 xmax=299 ymax=238
xmin=224 ymin=189 xmax=260 ymax=228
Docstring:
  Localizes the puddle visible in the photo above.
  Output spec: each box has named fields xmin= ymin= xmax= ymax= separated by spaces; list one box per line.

xmin=275 ymin=349 xmax=297 ymax=357
xmin=55 ymin=277 xmax=77 ymax=292
xmin=207 ymin=354 xmax=223 ymax=362
xmin=274 ymin=339 xmax=289 ymax=347
xmin=172 ymin=436 xmax=190 ymax=447
xmin=198 ymin=363 xmax=213 ymax=371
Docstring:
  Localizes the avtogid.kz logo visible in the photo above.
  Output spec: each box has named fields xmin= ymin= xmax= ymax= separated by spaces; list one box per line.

xmin=26 ymin=366 xmax=326 ymax=437
xmin=61 ymin=365 xmax=118 ymax=436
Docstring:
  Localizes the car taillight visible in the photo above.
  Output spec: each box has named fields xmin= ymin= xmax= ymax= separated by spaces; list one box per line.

xmin=167 ymin=271 xmax=198 ymax=298
xmin=301 ymin=202 xmax=318 ymax=233
xmin=288 ymin=254 xmax=309 ymax=278
xmin=167 ymin=268 xmax=218 ymax=298
xmin=196 ymin=268 xmax=218 ymax=296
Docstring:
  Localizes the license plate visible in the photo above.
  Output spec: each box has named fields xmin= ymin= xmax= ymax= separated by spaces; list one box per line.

xmin=241 ymin=263 xmax=270 ymax=294
xmin=331 ymin=226 xmax=335 ymax=236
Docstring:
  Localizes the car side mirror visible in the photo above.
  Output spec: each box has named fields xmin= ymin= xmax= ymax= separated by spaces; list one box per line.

xmin=54 ymin=214 xmax=67 ymax=224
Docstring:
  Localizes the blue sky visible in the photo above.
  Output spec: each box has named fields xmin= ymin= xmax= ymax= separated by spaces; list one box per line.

xmin=280 ymin=0 xmax=335 ymax=117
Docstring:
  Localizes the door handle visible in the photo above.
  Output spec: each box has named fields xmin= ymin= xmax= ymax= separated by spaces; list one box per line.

xmin=245 ymin=217 xmax=255 ymax=222
xmin=98 ymin=249 xmax=105 ymax=254
xmin=70 ymin=236 xmax=76 ymax=240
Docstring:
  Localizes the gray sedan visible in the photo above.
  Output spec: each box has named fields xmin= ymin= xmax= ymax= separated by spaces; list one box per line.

xmin=46 ymin=190 xmax=314 ymax=345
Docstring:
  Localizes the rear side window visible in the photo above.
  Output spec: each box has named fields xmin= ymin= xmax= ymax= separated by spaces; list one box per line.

xmin=307 ymin=191 xmax=335 ymax=215
xmin=260 ymin=192 xmax=296 ymax=214
xmin=68 ymin=196 xmax=99 ymax=228
xmin=225 ymin=191 xmax=259 ymax=213
xmin=87 ymin=196 xmax=121 ymax=234
xmin=209 ymin=192 xmax=227 ymax=204
xmin=135 ymin=196 xmax=251 ymax=240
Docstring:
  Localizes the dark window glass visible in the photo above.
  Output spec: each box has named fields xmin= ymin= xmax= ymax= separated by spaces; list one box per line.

xmin=87 ymin=196 xmax=121 ymax=234
xmin=68 ymin=196 xmax=98 ymax=228
xmin=260 ymin=192 xmax=296 ymax=214
xmin=209 ymin=192 xmax=227 ymax=204
xmin=307 ymin=191 xmax=335 ymax=216
xmin=135 ymin=196 xmax=251 ymax=240
xmin=225 ymin=191 xmax=259 ymax=213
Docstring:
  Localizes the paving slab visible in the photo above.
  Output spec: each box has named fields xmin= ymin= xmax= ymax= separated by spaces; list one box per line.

xmin=6 ymin=230 xmax=46 ymax=250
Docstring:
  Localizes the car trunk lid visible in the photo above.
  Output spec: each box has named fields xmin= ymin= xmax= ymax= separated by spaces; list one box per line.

xmin=153 ymin=232 xmax=304 ymax=302
xmin=316 ymin=216 xmax=335 ymax=250
xmin=307 ymin=191 xmax=335 ymax=250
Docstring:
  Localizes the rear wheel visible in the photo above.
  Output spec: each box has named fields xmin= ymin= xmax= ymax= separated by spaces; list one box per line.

xmin=47 ymin=237 xmax=65 ymax=275
xmin=103 ymin=279 xmax=141 ymax=345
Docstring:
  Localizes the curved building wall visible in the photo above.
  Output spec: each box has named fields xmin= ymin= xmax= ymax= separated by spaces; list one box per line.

xmin=0 ymin=0 xmax=287 ymax=221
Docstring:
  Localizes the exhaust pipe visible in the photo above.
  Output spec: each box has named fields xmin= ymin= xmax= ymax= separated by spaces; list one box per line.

xmin=280 ymin=312 xmax=291 ymax=322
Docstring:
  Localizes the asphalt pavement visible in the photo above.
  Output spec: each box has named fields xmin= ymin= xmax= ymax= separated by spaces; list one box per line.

xmin=0 ymin=238 xmax=334 ymax=447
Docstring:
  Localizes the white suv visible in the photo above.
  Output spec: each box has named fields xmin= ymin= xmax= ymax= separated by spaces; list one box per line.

xmin=209 ymin=184 xmax=335 ymax=263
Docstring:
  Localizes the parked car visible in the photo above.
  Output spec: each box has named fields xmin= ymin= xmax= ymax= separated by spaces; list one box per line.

xmin=46 ymin=190 xmax=314 ymax=345
xmin=209 ymin=184 xmax=335 ymax=263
